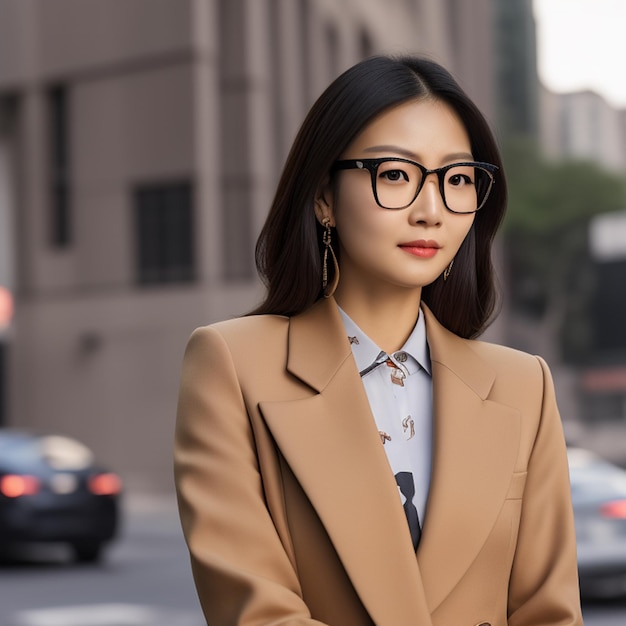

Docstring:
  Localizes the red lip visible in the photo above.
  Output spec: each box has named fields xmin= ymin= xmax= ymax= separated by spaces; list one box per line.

xmin=398 ymin=240 xmax=440 ymax=259
xmin=399 ymin=240 xmax=440 ymax=248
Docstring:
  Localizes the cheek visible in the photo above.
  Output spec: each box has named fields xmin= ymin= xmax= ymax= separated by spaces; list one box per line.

xmin=332 ymin=181 xmax=382 ymax=237
xmin=334 ymin=206 xmax=394 ymax=259
xmin=451 ymin=215 xmax=475 ymax=249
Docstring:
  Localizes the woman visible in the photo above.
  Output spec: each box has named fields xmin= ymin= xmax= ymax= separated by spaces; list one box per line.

xmin=175 ymin=56 xmax=583 ymax=626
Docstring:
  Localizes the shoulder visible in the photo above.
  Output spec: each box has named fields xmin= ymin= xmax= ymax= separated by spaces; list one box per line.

xmin=183 ymin=314 xmax=290 ymax=369
xmin=181 ymin=314 xmax=311 ymax=401
xmin=424 ymin=303 xmax=549 ymax=389
xmin=468 ymin=339 xmax=547 ymax=379
xmin=465 ymin=338 xmax=555 ymax=414
xmin=209 ymin=314 xmax=288 ymax=342
xmin=469 ymin=338 xmax=553 ymax=394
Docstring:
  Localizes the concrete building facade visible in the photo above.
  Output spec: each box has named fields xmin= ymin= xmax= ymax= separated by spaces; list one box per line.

xmin=540 ymin=86 xmax=626 ymax=172
xmin=0 ymin=0 xmax=496 ymax=493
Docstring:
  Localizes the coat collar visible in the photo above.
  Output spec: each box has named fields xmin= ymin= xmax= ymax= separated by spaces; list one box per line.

xmin=260 ymin=297 xmax=520 ymax=622
xmin=423 ymin=303 xmax=495 ymax=400
xmin=285 ymin=295 xmax=353 ymax=392
xmin=286 ymin=297 xmax=496 ymax=396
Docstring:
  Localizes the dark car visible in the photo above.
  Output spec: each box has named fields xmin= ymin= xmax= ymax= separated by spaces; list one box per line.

xmin=568 ymin=447 xmax=626 ymax=598
xmin=0 ymin=428 xmax=121 ymax=562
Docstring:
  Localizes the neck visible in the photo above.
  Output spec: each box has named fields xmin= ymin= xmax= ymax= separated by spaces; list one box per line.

xmin=334 ymin=284 xmax=422 ymax=353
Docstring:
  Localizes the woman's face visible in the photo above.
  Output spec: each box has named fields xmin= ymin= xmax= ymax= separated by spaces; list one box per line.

xmin=320 ymin=98 xmax=476 ymax=297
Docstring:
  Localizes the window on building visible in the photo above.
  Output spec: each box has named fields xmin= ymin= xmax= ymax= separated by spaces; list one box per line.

xmin=325 ymin=21 xmax=339 ymax=79
xmin=299 ymin=0 xmax=312 ymax=105
xmin=217 ymin=0 xmax=254 ymax=281
xmin=48 ymin=84 xmax=71 ymax=247
xmin=134 ymin=181 xmax=195 ymax=285
xmin=359 ymin=29 xmax=374 ymax=60
xmin=268 ymin=0 xmax=285 ymax=168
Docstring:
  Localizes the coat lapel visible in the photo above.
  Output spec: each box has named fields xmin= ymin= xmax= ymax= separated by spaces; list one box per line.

xmin=417 ymin=306 xmax=521 ymax=611
xmin=260 ymin=299 xmax=521 ymax=622
xmin=260 ymin=298 xmax=433 ymax=626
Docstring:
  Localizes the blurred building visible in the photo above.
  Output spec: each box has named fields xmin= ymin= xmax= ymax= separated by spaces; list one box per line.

xmin=0 ymin=98 xmax=16 ymax=425
xmin=579 ymin=209 xmax=626 ymax=432
xmin=492 ymin=0 xmax=540 ymax=139
xmin=540 ymin=87 xmax=626 ymax=172
xmin=0 ymin=0 xmax=497 ymax=493
xmin=533 ymin=84 xmax=626 ymax=422
xmin=539 ymin=86 xmax=626 ymax=434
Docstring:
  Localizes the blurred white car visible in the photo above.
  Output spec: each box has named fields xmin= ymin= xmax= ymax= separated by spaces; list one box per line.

xmin=568 ymin=447 xmax=626 ymax=598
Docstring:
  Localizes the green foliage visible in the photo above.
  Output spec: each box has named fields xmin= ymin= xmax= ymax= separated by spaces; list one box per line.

xmin=501 ymin=136 xmax=626 ymax=363
xmin=503 ymin=137 xmax=626 ymax=233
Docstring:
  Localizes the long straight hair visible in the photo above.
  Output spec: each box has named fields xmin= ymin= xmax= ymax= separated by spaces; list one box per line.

xmin=250 ymin=55 xmax=507 ymax=339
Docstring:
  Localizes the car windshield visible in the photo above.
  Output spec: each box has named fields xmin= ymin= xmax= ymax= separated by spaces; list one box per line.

xmin=568 ymin=449 xmax=626 ymax=500
xmin=0 ymin=431 xmax=94 ymax=471
xmin=0 ymin=433 xmax=42 ymax=471
xmin=571 ymin=465 xmax=626 ymax=489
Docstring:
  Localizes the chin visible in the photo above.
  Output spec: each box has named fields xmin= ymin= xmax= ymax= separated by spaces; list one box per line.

xmin=395 ymin=271 xmax=444 ymax=289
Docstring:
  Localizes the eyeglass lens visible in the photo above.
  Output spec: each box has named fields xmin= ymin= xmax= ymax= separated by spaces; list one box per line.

xmin=375 ymin=161 xmax=492 ymax=212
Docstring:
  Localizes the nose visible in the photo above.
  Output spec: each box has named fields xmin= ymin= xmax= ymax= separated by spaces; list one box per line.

xmin=408 ymin=174 xmax=444 ymax=225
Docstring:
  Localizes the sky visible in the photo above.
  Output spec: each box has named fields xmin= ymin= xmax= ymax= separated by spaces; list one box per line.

xmin=533 ymin=0 xmax=626 ymax=108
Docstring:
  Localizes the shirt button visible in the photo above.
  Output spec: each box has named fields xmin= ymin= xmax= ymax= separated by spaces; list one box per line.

xmin=395 ymin=351 xmax=408 ymax=363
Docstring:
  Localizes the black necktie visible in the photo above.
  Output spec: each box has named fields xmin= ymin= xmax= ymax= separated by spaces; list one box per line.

xmin=395 ymin=471 xmax=421 ymax=549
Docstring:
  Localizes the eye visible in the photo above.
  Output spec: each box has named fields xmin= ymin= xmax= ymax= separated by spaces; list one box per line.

xmin=447 ymin=169 xmax=475 ymax=188
xmin=449 ymin=174 xmax=471 ymax=186
xmin=378 ymin=168 xmax=410 ymax=183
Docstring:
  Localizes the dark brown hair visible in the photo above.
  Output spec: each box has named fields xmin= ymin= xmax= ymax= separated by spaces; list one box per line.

xmin=250 ymin=55 xmax=507 ymax=338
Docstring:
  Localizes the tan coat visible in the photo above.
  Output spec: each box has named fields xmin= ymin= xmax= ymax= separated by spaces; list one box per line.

xmin=174 ymin=297 xmax=583 ymax=626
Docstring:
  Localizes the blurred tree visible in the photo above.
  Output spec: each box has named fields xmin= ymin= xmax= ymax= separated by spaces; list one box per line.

xmin=502 ymin=137 xmax=626 ymax=363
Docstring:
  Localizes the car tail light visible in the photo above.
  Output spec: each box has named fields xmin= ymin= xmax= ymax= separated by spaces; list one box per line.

xmin=88 ymin=473 xmax=122 ymax=496
xmin=0 ymin=474 xmax=40 ymax=497
xmin=600 ymin=499 xmax=626 ymax=519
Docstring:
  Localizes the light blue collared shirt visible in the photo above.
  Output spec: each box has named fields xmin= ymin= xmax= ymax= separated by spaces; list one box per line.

xmin=339 ymin=307 xmax=433 ymax=533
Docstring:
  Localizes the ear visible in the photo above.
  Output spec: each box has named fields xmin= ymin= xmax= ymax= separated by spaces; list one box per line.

xmin=313 ymin=175 xmax=335 ymax=226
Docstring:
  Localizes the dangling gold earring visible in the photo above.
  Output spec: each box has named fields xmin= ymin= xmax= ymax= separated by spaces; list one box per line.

xmin=322 ymin=217 xmax=340 ymax=298
xmin=443 ymin=259 xmax=454 ymax=282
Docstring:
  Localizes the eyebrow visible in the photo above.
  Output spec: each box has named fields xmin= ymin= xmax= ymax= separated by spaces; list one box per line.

xmin=362 ymin=145 xmax=474 ymax=162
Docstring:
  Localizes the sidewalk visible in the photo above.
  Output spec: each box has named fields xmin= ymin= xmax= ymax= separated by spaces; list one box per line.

xmin=119 ymin=490 xmax=183 ymax=535
xmin=123 ymin=491 xmax=179 ymax=517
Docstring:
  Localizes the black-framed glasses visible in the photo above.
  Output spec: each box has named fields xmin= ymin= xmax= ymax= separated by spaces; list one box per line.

xmin=331 ymin=157 xmax=498 ymax=214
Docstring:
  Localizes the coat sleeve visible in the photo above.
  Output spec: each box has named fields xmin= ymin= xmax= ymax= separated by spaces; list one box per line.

xmin=174 ymin=326 xmax=329 ymax=626
xmin=507 ymin=356 xmax=583 ymax=625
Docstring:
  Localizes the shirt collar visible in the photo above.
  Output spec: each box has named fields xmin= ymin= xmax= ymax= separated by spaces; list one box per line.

xmin=338 ymin=306 xmax=431 ymax=376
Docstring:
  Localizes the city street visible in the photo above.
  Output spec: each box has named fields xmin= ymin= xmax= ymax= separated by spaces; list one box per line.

xmin=0 ymin=493 xmax=625 ymax=625
xmin=0 ymin=494 xmax=205 ymax=626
